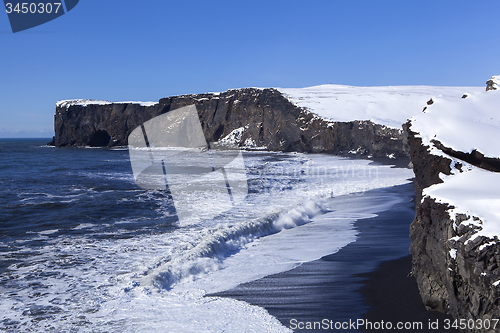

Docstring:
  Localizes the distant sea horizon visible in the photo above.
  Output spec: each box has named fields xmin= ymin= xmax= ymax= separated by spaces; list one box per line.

xmin=0 ymin=134 xmax=54 ymax=139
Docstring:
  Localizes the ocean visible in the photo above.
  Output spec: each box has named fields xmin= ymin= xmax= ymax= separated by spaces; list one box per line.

xmin=0 ymin=139 xmax=414 ymax=332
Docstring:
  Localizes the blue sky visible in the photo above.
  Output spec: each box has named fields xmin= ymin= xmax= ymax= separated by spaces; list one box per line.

xmin=1 ymin=0 xmax=499 ymax=137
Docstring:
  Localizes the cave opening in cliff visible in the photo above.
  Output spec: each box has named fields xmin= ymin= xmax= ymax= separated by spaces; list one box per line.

xmin=88 ymin=130 xmax=111 ymax=147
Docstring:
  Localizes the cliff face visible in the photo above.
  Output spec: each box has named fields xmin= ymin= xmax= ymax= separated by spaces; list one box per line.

xmin=50 ymin=88 xmax=408 ymax=158
xmin=409 ymin=132 xmax=500 ymax=323
xmin=407 ymin=80 xmax=500 ymax=328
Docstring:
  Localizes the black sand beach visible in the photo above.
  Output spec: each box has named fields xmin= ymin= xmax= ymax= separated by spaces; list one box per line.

xmin=359 ymin=255 xmax=458 ymax=333
xmin=210 ymin=182 xmax=459 ymax=332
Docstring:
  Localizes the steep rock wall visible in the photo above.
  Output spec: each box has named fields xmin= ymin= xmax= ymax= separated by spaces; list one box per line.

xmin=407 ymin=123 xmax=500 ymax=330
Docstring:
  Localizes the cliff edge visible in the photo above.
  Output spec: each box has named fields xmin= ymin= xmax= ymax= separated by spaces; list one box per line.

xmin=50 ymin=88 xmax=408 ymax=158
xmin=408 ymin=76 xmax=500 ymax=330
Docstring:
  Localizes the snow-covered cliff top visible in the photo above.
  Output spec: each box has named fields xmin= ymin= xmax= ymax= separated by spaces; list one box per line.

xmin=278 ymin=84 xmax=483 ymax=129
xmin=56 ymin=99 xmax=158 ymax=108
xmin=411 ymin=89 xmax=500 ymax=158
xmin=58 ymin=85 xmax=485 ymax=130
xmin=424 ymin=165 xmax=500 ymax=241
xmin=56 ymin=99 xmax=112 ymax=108
xmin=411 ymin=81 xmax=500 ymax=242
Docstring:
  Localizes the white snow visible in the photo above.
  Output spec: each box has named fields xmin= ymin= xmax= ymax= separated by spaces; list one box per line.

xmin=278 ymin=84 xmax=483 ymax=129
xmin=216 ymin=126 xmax=268 ymax=150
xmin=479 ymin=241 xmax=497 ymax=251
xmin=493 ymin=280 xmax=500 ymax=287
xmin=116 ymin=101 xmax=158 ymax=107
xmin=56 ymin=99 xmax=112 ymax=108
xmin=449 ymin=249 xmax=457 ymax=260
xmin=424 ymin=166 xmax=500 ymax=241
xmin=410 ymin=89 xmax=500 ymax=158
xmin=56 ymin=99 xmax=157 ymax=108
xmin=243 ymin=137 xmax=257 ymax=148
xmin=217 ymin=126 xmax=246 ymax=146
xmin=412 ymin=86 xmax=500 ymax=242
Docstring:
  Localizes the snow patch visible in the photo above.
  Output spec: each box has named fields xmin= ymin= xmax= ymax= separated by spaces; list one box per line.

xmin=218 ymin=126 xmax=246 ymax=146
xmin=423 ymin=166 xmax=500 ymax=241
xmin=449 ymin=249 xmax=457 ymax=260
xmin=56 ymin=99 xmax=157 ymax=108
xmin=348 ymin=147 xmax=364 ymax=155
xmin=479 ymin=241 xmax=497 ymax=251
xmin=244 ymin=138 xmax=258 ymax=148
xmin=116 ymin=101 xmax=158 ymax=107
xmin=57 ymin=99 xmax=112 ymax=108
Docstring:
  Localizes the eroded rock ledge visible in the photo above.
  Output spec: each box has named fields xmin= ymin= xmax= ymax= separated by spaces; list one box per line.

xmin=49 ymin=88 xmax=408 ymax=158
xmin=409 ymin=130 xmax=500 ymax=319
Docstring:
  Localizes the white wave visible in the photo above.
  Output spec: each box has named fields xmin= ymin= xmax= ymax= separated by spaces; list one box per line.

xmin=72 ymin=223 xmax=95 ymax=230
xmin=144 ymin=201 xmax=326 ymax=290
xmin=38 ymin=229 xmax=59 ymax=235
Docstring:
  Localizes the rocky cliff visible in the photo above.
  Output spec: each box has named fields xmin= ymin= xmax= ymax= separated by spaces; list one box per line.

xmin=50 ymin=88 xmax=408 ymax=158
xmin=408 ymin=77 xmax=500 ymax=330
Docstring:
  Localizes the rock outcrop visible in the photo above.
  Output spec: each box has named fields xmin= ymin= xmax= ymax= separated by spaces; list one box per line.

xmin=486 ymin=75 xmax=500 ymax=91
xmin=407 ymin=81 xmax=500 ymax=330
xmin=50 ymin=88 xmax=408 ymax=158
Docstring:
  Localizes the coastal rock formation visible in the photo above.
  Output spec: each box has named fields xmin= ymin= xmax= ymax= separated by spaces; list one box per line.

xmin=486 ymin=75 xmax=499 ymax=91
xmin=50 ymin=88 xmax=408 ymax=158
xmin=407 ymin=80 xmax=500 ymax=329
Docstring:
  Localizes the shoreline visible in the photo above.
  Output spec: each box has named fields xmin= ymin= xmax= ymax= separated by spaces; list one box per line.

xmin=209 ymin=182 xmax=457 ymax=332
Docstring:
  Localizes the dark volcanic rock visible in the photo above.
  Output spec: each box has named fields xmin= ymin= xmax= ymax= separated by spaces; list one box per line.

xmin=486 ymin=76 xmax=499 ymax=91
xmin=50 ymin=88 xmax=408 ymax=158
xmin=431 ymin=140 xmax=500 ymax=173
xmin=51 ymin=102 xmax=165 ymax=147
xmin=407 ymin=121 xmax=500 ymax=330
xmin=405 ymin=122 xmax=452 ymax=203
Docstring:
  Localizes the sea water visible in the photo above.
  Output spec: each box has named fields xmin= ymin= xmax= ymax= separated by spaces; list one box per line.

xmin=0 ymin=139 xmax=413 ymax=332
